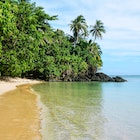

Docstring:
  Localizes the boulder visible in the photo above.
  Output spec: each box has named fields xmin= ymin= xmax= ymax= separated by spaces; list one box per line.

xmin=63 ymin=76 xmax=72 ymax=82
xmin=91 ymin=73 xmax=127 ymax=82
xmin=74 ymin=75 xmax=91 ymax=82
xmin=112 ymin=76 xmax=127 ymax=82
xmin=92 ymin=73 xmax=113 ymax=82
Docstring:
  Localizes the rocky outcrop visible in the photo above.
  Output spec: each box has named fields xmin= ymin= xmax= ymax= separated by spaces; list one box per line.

xmin=91 ymin=73 xmax=113 ymax=82
xmin=74 ymin=72 xmax=127 ymax=82
xmin=112 ymin=76 xmax=127 ymax=82
xmin=91 ymin=73 xmax=127 ymax=82
xmin=46 ymin=72 xmax=127 ymax=82
xmin=93 ymin=73 xmax=127 ymax=82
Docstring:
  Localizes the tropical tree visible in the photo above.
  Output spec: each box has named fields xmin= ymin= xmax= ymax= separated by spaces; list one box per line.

xmin=88 ymin=42 xmax=103 ymax=74
xmin=0 ymin=0 xmax=106 ymax=81
xmin=69 ymin=15 xmax=88 ymax=46
xmin=90 ymin=20 xmax=106 ymax=41
xmin=0 ymin=0 xmax=56 ymax=77
xmin=75 ymin=39 xmax=102 ymax=75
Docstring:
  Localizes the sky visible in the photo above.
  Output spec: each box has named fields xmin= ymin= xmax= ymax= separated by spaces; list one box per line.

xmin=31 ymin=0 xmax=140 ymax=75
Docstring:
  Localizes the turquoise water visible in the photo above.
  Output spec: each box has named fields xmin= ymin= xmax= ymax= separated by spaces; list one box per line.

xmin=32 ymin=76 xmax=140 ymax=140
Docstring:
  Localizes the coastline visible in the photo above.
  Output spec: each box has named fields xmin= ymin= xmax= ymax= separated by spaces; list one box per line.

xmin=31 ymin=84 xmax=49 ymax=140
xmin=0 ymin=77 xmax=43 ymax=95
xmin=0 ymin=77 xmax=44 ymax=140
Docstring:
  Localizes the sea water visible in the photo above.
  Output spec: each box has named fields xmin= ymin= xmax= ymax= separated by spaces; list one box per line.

xmin=32 ymin=76 xmax=140 ymax=140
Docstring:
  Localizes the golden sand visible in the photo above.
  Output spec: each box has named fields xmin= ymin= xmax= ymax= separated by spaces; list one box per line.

xmin=0 ymin=84 xmax=41 ymax=140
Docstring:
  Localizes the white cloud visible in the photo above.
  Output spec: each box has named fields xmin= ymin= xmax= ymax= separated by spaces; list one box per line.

xmin=32 ymin=0 xmax=140 ymax=58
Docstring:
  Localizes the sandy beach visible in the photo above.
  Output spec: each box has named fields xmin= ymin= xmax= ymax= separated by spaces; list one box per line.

xmin=0 ymin=77 xmax=42 ymax=95
xmin=0 ymin=77 xmax=43 ymax=140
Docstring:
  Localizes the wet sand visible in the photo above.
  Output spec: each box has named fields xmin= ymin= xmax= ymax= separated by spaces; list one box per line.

xmin=0 ymin=78 xmax=43 ymax=140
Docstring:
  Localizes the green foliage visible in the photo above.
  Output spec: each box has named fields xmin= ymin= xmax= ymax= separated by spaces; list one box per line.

xmin=90 ymin=20 xmax=106 ymax=41
xmin=0 ymin=1 xmax=105 ymax=80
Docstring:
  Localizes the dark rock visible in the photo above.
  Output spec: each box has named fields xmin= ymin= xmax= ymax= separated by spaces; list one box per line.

xmin=93 ymin=73 xmax=113 ymax=82
xmin=74 ymin=75 xmax=91 ymax=82
xmin=112 ymin=76 xmax=127 ymax=82
xmin=48 ymin=72 xmax=127 ymax=82
xmin=90 ymin=73 xmax=127 ymax=82
xmin=91 ymin=75 xmax=99 ymax=81
xmin=63 ymin=76 xmax=72 ymax=82
xmin=49 ymin=77 xmax=61 ymax=82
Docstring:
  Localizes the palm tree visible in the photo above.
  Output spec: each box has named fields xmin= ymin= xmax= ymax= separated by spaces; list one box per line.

xmin=69 ymin=15 xmax=88 ymax=46
xmin=90 ymin=20 xmax=106 ymax=41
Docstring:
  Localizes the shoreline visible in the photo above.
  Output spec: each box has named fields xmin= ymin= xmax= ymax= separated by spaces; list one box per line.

xmin=0 ymin=77 xmax=44 ymax=140
xmin=31 ymin=85 xmax=49 ymax=140
xmin=0 ymin=77 xmax=43 ymax=95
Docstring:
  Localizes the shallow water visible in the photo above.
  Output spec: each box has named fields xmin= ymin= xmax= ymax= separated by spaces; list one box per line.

xmin=32 ymin=76 xmax=140 ymax=140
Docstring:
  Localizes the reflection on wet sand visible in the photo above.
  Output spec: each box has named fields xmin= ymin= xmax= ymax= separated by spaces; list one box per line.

xmin=0 ymin=84 xmax=41 ymax=140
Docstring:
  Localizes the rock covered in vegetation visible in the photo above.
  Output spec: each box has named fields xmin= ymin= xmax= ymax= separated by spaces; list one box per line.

xmin=59 ymin=72 xmax=127 ymax=82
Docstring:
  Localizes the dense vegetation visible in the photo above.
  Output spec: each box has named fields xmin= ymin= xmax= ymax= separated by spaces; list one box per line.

xmin=0 ymin=0 xmax=106 ymax=81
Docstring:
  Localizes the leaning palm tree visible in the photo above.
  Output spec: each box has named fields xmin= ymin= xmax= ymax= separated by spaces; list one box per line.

xmin=69 ymin=15 xmax=88 ymax=46
xmin=90 ymin=20 xmax=106 ymax=41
